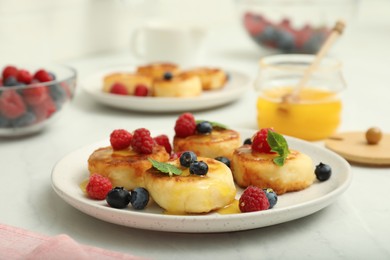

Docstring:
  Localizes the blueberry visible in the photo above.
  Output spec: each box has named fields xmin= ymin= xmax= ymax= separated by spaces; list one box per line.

xmin=180 ymin=151 xmax=197 ymax=167
xmin=303 ymin=32 xmax=325 ymax=54
xmin=244 ymin=138 xmax=252 ymax=145
xmin=276 ymin=30 xmax=295 ymax=53
xmin=4 ymin=76 xmax=19 ymax=87
xmin=196 ymin=121 xmax=213 ymax=134
xmin=163 ymin=72 xmax=173 ymax=80
xmin=259 ymin=25 xmax=277 ymax=42
xmin=189 ymin=161 xmax=208 ymax=175
xmin=315 ymin=162 xmax=332 ymax=181
xmin=49 ymin=72 xmax=57 ymax=80
xmin=0 ymin=115 xmax=11 ymax=127
xmin=215 ymin=156 xmax=230 ymax=168
xmin=106 ymin=187 xmax=131 ymax=209
xmin=12 ymin=111 xmax=36 ymax=127
xmin=130 ymin=187 xmax=149 ymax=210
xmin=263 ymin=188 xmax=278 ymax=209
xmin=49 ymin=84 xmax=67 ymax=103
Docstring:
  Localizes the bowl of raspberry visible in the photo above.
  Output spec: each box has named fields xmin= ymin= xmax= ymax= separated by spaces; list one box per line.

xmin=0 ymin=64 xmax=77 ymax=136
xmin=238 ymin=0 xmax=358 ymax=54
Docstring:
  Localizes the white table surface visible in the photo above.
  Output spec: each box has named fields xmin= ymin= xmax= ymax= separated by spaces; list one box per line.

xmin=1 ymin=1 xmax=390 ymax=259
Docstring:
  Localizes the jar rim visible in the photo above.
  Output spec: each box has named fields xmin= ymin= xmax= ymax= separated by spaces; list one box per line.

xmin=259 ymin=54 xmax=342 ymax=72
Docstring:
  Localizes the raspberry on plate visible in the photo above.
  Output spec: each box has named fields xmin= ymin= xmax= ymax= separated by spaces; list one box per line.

xmin=153 ymin=134 xmax=172 ymax=154
xmin=134 ymin=84 xmax=149 ymax=96
xmin=239 ymin=186 xmax=270 ymax=212
xmin=110 ymin=129 xmax=132 ymax=150
xmin=110 ymin=83 xmax=128 ymax=95
xmin=86 ymin=173 xmax=113 ymax=200
xmin=174 ymin=112 xmax=196 ymax=138
xmin=251 ymin=128 xmax=275 ymax=153
xmin=131 ymin=128 xmax=154 ymax=154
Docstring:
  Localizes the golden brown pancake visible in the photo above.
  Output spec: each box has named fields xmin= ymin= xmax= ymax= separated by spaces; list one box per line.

xmin=173 ymin=129 xmax=241 ymax=160
xmin=231 ymin=145 xmax=315 ymax=195
xmin=88 ymin=145 xmax=170 ymax=190
xmin=144 ymin=157 xmax=236 ymax=214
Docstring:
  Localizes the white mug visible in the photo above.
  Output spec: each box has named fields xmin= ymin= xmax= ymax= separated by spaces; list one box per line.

xmin=131 ymin=21 xmax=206 ymax=66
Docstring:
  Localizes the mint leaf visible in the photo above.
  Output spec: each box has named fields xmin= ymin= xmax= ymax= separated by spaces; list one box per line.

xmin=195 ymin=120 xmax=228 ymax=130
xmin=148 ymin=158 xmax=182 ymax=176
xmin=267 ymin=130 xmax=290 ymax=166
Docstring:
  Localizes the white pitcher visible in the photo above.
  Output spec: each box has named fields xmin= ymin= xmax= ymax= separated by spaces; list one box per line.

xmin=131 ymin=21 xmax=207 ymax=66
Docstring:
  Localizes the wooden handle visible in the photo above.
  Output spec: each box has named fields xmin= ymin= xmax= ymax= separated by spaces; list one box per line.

xmin=290 ymin=20 xmax=345 ymax=99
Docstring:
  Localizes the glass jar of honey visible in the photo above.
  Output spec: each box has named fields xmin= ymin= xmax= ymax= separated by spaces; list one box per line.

xmin=255 ymin=54 xmax=346 ymax=141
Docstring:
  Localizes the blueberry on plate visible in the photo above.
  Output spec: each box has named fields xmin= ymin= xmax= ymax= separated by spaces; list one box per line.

xmin=196 ymin=121 xmax=213 ymax=134
xmin=243 ymin=138 xmax=252 ymax=145
xmin=315 ymin=162 xmax=332 ymax=181
xmin=215 ymin=156 xmax=231 ymax=168
xmin=106 ymin=187 xmax=131 ymax=209
xmin=262 ymin=188 xmax=278 ymax=209
xmin=179 ymin=151 xmax=197 ymax=167
xmin=189 ymin=161 xmax=208 ymax=175
xmin=130 ymin=187 xmax=149 ymax=210
xmin=163 ymin=72 xmax=173 ymax=80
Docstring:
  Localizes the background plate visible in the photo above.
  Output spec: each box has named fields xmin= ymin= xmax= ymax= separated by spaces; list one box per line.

xmin=81 ymin=66 xmax=251 ymax=112
xmin=51 ymin=129 xmax=352 ymax=233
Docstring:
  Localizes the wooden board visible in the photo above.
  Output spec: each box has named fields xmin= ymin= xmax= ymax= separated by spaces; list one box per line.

xmin=325 ymin=131 xmax=390 ymax=166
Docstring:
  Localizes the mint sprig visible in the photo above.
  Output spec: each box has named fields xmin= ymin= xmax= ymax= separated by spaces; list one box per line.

xmin=195 ymin=120 xmax=228 ymax=130
xmin=266 ymin=130 xmax=290 ymax=166
xmin=148 ymin=158 xmax=182 ymax=176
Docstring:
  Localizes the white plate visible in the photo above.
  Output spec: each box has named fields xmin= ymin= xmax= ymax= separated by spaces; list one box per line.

xmin=51 ymin=129 xmax=352 ymax=233
xmin=80 ymin=66 xmax=251 ymax=112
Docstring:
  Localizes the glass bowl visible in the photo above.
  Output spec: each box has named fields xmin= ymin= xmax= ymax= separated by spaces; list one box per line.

xmin=0 ymin=64 xmax=77 ymax=136
xmin=237 ymin=0 xmax=358 ymax=53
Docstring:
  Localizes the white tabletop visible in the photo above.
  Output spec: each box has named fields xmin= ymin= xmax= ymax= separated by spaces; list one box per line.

xmin=1 ymin=1 xmax=390 ymax=259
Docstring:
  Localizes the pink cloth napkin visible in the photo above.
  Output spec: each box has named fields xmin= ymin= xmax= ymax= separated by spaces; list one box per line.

xmin=0 ymin=223 xmax=147 ymax=260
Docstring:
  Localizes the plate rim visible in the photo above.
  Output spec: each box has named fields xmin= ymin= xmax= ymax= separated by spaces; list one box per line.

xmin=80 ymin=66 xmax=252 ymax=112
xmin=51 ymin=128 xmax=352 ymax=233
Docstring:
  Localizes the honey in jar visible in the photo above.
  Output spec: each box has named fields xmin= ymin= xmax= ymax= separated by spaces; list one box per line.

xmin=255 ymin=54 xmax=346 ymax=141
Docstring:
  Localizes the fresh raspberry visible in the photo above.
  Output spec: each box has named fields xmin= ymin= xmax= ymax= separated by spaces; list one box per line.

xmin=110 ymin=83 xmax=128 ymax=95
xmin=0 ymin=90 xmax=27 ymax=119
xmin=174 ymin=112 xmax=196 ymax=138
xmin=134 ymin=85 xmax=149 ymax=96
xmin=110 ymin=129 xmax=132 ymax=150
xmin=251 ymin=128 xmax=275 ymax=153
xmin=22 ymin=85 xmax=49 ymax=105
xmin=2 ymin=66 xmax=18 ymax=80
xmin=17 ymin=69 xmax=32 ymax=84
xmin=31 ymin=96 xmax=57 ymax=122
xmin=86 ymin=174 xmax=112 ymax=200
xmin=153 ymin=134 xmax=172 ymax=154
xmin=131 ymin=128 xmax=154 ymax=154
xmin=239 ymin=186 xmax=270 ymax=213
xmin=244 ymin=13 xmax=265 ymax=36
xmin=33 ymin=69 xmax=53 ymax=82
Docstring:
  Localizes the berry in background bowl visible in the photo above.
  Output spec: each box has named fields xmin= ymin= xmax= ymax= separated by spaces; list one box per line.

xmin=0 ymin=64 xmax=77 ymax=137
xmin=237 ymin=0 xmax=358 ymax=54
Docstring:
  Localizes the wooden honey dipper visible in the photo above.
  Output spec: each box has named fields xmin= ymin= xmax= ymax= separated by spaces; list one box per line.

xmin=282 ymin=20 xmax=346 ymax=104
